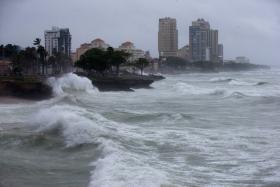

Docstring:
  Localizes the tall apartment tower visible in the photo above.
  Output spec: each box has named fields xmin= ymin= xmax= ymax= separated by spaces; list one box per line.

xmin=209 ymin=29 xmax=219 ymax=62
xmin=44 ymin=26 xmax=71 ymax=57
xmin=189 ymin=19 xmax=219 ymax=62
xmin=218 ymin=44 xmax=224 ymax=62
xmin=158 ymin=17 xmax=178 ymax=58
xmin=189 ymin=19 xmax=210 ymax=62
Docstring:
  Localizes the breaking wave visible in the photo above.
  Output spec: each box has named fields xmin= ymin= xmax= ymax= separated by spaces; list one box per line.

xmin=47 ymin=73 xmax=97 ymax=96
xmin=174 ymin=82 xmax=225 ymax=96
xmin=29 ymin=105 xmax=169 ymax=186
xmin=229 ymin=80 xmax=259 ymax=86
xmin=173 ymin=82 xmax=273 ymax=98
xmin=31 ymin=105 xmax=102 ymax=147
xmin=210 ymin=77 xmax=234 ymax=82
xmin=210 ymin=77 xmax=268 ymax=86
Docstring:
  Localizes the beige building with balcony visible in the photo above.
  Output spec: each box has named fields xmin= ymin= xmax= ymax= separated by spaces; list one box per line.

xmin=117 ymin=41 xmax=145 ymax=62
xmin=72 ymin=38 xmax=110 ymax=62
xmin=158 ymin=17 xmax=178 ymax=58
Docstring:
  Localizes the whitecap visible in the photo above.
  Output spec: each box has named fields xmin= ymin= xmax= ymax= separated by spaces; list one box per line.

xmin=229 ymin=80 xmax=256 ymax=86
xmin=31 ymin=105 xmax=104 ymax=147
xmin=174 ymin=82 xmax=225 ymax=96
xmin=46 ymin=73 xmax=97 ymax=96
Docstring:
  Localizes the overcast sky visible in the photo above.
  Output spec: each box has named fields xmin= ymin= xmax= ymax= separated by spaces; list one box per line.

xmin=0 ymin=0 xmax=279 ymax=65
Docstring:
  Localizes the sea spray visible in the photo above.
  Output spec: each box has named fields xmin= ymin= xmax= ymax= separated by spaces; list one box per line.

xmin=47 ymin=73 xmax=97 ymax=96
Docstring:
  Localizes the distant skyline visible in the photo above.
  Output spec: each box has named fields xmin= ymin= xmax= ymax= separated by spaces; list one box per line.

xmin=0 ymin=0 xmax=279 ymax=65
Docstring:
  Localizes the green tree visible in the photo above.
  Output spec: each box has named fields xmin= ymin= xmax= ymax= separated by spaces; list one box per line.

xmin=37 ymin=46 xmax=47 ymax=74
xmin=110 ymin=49 xmax=130 ymax=75
xmin=75 ymin=48 xmax=109 ymax=75
xmin=33 ymin=38 xmax=41 ymax=46
xmin=135 ymin=58 xmax=150 ymax=76
xmin=33 ymin=38 xmax=48 ymax=75
xmin=4 ymin=44 xmax=20 ymax=59
xmin=0 ymin=45 xmax=4 ymax=59
xmin=24 ymin=47 xmax=37 ymax=74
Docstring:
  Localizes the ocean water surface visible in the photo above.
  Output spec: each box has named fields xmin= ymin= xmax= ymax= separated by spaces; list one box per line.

xmin=0 ymin=70 xmax=280 ymax=187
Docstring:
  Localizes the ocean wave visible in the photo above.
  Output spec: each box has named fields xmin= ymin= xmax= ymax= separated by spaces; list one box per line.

xmin=88 ymin=138 xmax=169 ymax=187
xmin=47 ymin=73 xmax=97 ymax=96
xmin=31 ymin=105 xmax=105 ymax=147
xmin=210 ymin=77 xmax=269 ymax=87
xmin=174 ymin=82 xmax=262 ymax=98
xmin=174 ymin=82 xmax=225 ymax=96
xmin=210 ymin=77 xmax=234 ymax=83
xmin=256 ymin=82 xmax=269 ymax=86
xmin=30 ymin=104 xmax=170 ymax=186
xmin=229 ymin=80 xmax=257 ymax=86
xmin=224 ymin=91 xmax=248 ymax=98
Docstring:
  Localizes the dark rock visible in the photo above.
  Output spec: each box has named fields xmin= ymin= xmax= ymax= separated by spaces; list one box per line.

xmin=75 ymin=72 xmax=161 ymax=91
xmin=0 ymin=78 xmax=52 ymax=100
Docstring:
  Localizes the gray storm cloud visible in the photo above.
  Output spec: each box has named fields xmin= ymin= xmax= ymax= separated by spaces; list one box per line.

xmin=0 ymin=0 xmax=279 ymax=65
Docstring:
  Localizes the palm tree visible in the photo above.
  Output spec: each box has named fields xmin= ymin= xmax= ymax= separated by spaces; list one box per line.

xmin=24 ymin=47 xmax=37 ymax=74
xmin=37 ymin=46 xmax=47 ymax=75
xmin=33 ymin=38 xmax=47 ymax=75
xmin=135 ymin=58 xmax=149 ymax=76
xmin=33 ymin=38 xmax=41 ymax=46
xmin=33 ymin=38 xmax=41 ymax=74
xmin=110 ymin=50 xmax=130 ymax=76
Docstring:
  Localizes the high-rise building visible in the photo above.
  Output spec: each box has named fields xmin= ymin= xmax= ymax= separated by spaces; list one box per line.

xmin=44 ymin=26 xmax=71 ymax=57
xmin=218 ymin=44 xmax=224 ymax=62
xmin=158 ymin=17 xmax=178 ymax=58
xmin=189 ymin=19 xmax=210 ymax=62
xmin=208 ymin=29 xmax=219 ymax=62
xmin=189 ymin=19 xmax=219 ymax=62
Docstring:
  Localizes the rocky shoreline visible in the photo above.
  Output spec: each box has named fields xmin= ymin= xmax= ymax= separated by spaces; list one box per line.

xmin=75 ymin=72 xmax=165 ymax=91
xmin=0 ymin=73 xmax=166 ymax=99
xmin=0 ymin=77 xmax=52 ymax=100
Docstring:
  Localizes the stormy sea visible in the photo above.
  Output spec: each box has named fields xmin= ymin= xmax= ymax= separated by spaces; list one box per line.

xmin=0 ymin=70 xmax=280 ymax=187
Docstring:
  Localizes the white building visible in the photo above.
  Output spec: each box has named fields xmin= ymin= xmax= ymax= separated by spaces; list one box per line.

xmin=44 ymin=26 xmax=71 ymax=57
xmin=218 ymin=44 xmax=224 ymax=62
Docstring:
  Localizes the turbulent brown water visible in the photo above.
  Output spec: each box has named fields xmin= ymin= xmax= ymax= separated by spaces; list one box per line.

xmin=0 ymin=70 xmax=280 ymax=187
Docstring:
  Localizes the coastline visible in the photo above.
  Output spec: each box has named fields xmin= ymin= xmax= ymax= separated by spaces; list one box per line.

xmin=0 ymin=77 xmax=53 ymax=100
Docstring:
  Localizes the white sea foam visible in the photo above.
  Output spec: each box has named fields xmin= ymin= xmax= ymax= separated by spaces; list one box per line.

xmin=47 ymin=73 xmax=97 ymax=96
